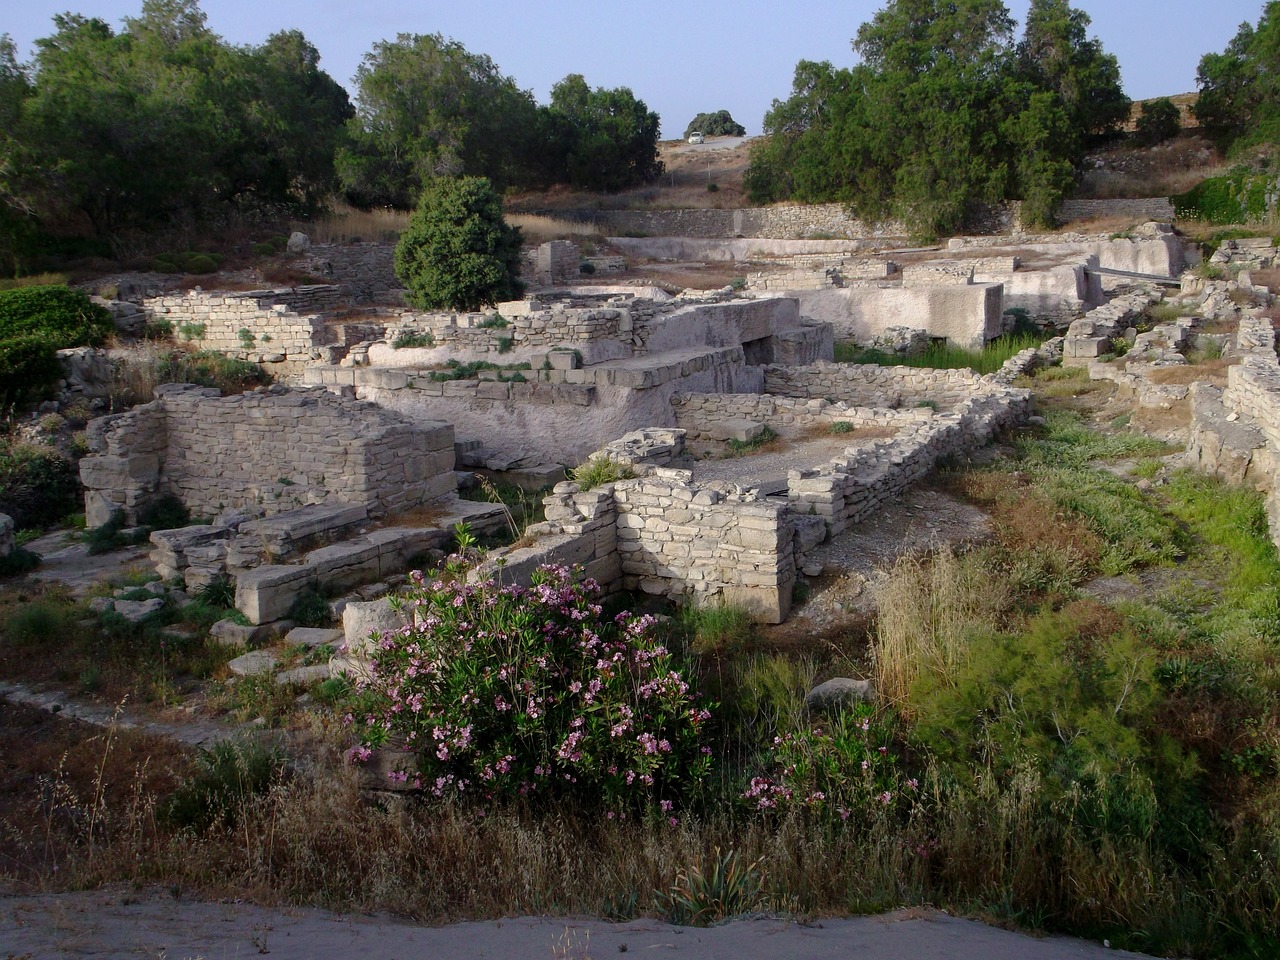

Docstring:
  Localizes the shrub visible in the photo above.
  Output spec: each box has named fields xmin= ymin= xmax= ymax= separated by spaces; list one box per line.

xmin=571 ymin=456 xmax=634 ymax=491
xmin=0 ymin=442 xmax=80 ymax=530
xmin=288 ymin=585 xmax=331 ymax=628
xmin=476 ymin=314 xmax=508 ymax=329
xmin=392 ymin=330 xmax=435 ymax=349
xmin=393 ymin=176 xmax=524 ymax=312
xmin=350 ymin=564 xmax=713 ymax=813
xmin=0 ymin=546 xmax=39 ymax=577
xmin=579 ymin=261 xmax=596 ymax=275
xmin=185 ymin=254 xmax=217 ymax=274
xmin=681 ymin=602 xmax=755 ymax=655
xmin=661 ymin=848 xmax=766 ymax=925
xmin=136 ymin=494 xmax=190 ymax=531
xmin=0 ymin=285 xmax=113 ymax=345
xmin=0 ymin=335 xmax=62 ymax=405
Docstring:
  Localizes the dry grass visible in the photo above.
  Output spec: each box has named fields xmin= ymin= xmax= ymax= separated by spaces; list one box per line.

xmin=504 ymin=214 xmax=604 ymax=246
xmin=1076 ymin=132 xmax=1225 ymax=201
xmin=296 ymin=204 xmax=410 ymax=244
xmin=1143 ymin=359 xmax=1234 ymax=386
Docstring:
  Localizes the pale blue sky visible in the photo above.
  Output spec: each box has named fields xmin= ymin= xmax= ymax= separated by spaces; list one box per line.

xmin=3 ymin=1 xmax=1268 ymax=138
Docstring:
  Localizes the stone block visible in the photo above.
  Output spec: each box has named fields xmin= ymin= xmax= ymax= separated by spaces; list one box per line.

xmin=235 ymin=564 xmax=315 ymax=625
xmin=228 ymin=650 xmax=278 ymax=677
xmin=708 ymin=419 xmax=766 ymax=443
xmin=342 ymin=597 xmax=409 ymax=658
xmin=285 ymin=626 xmax=343 ymax=649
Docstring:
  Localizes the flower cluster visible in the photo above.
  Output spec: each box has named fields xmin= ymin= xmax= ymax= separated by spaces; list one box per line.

xmin=743 ymin=704 xmax=918 ymax=822
xmin=350 ymin=563 xmax=713 ymax=813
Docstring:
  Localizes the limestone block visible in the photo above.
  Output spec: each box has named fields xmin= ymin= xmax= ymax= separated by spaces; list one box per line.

xmin=276 ymin=664 xmax=330 ymax=685
xmin=285 ymin=626 xmax=343 ymax=649
xmin=707 ymin=419 xmax=766 ymax=443
xmin=113 ymin=598 xmax=165 ymax=623
xmin=236 ymin=564 xmax=315 ymax=625
xmin=342 ymin=597 xmax=409 ymax=658
xmin=228 ymin=650 xmax=278 ymax=677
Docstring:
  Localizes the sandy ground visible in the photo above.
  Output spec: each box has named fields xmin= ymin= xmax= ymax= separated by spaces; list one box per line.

xmin=1 ymin=889 xmax=1156 ymax=959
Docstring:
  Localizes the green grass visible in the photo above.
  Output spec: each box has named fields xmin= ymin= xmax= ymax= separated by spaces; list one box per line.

xmin=834 ymin=331 xmax=1042 ymax=375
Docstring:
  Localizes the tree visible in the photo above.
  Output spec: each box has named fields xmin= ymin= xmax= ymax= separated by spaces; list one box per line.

xmin=1017 ymin=0 xmax=1129 ymax=141
xmin=1135 ymin=98 xmax=1181 ymax=145
xmin=683 ymin=110 xmax=746 ymax=138
xmin=546 ymin=74 xmax=663 ymax=192
xmin=744 ymin=0 xmax=1121 ymax=236
xmin=337 ymin=34 xmax=537 ymax=208
xmin=393 ymin=176 xmax=523 ymax=312
xmin=1193 ymin=4 xmax=1280 ymax=153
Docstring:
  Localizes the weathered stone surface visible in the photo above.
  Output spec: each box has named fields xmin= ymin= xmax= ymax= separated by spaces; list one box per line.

xmin=0 ymin=513 xmax=13 ymax=559
xmin=227 ymin=650 xmax=277 ymax=677
xmin=805 ymin=677 xmax=876 ymax=712
xmin=275 ymin=664 xmax=330 ymax=685
xmin=342 ymin=598 xmax=408 ymax=658
xmin=286 ymin=231 xmax=311 ymax=254
xmin=285 ymin=627 xmax=343 ymax=649
xmin=113 ymin=598 xmax=165 ymax=622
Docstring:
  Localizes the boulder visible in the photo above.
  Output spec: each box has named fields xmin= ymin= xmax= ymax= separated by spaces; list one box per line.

xmin=287 ymin=231 xmax=311 ymax=254
xmin=113 ymin=598 xmax=165 ymax=623
xmin=0 ymin=513 xmax=13 ymax=559
xmin=805 ymin=677 xmax=876 ymax=713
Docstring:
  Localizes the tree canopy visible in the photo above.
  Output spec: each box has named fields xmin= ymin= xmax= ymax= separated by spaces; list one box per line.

xmin=683 ymin=110 xmax=746 ymax=139
xmin=3 ymin=0 xmax=351 ymax=249
xmin=1193 ymin=2 xmax=1280 ymax=155
xmin=744 ymin=0 xmax=1128 ymax=238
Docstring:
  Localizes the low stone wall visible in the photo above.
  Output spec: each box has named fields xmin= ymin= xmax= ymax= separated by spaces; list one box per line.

xmin=303 ymin=243 xmax=401 ymax=303
xmin=788 ymin=387 xmax=1033 ymax=536
xmin=80 ymin=384 xmax=455 ymax=527
xmin=672 ymin=393 xmax=928 ymax=440
xmin=1058 ymin=198 xmax=1175 ymax=223
xmin=142 ymin=286 xmax=341 ymax=364
xmin=764 ymin=362 xmax=998 ymax=408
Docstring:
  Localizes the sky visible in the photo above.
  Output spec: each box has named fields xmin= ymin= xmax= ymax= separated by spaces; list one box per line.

xmin=3 ymin=0 xmax=1269 ymax=138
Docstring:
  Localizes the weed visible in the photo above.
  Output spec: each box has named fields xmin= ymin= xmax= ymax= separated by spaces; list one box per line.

xmin=571 ymin=456 xmax=634 ymax=491
xmin=392 ymin=330 xmax=435 ymax=349
xmin=161 ymin=738 xmax=285 ymax=829
xmin=288 ymin=585 xmax=331 ymax=628
xmin=662 ymin=848 xmax=766 ymax=925
xmin=727 ymin=426 xmax=779 ymax=456
xmin=835 ymin=331 xmax=1042 ymax=375
xmin=681 ymin=602 xmax=755 ymax=655
xmin=477 ymin=314 xmax=509 ymax=329
xmin=0 ymin=546 xmax=39 ymax=577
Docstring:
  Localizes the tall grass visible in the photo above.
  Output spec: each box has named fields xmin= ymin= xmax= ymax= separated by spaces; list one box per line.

xmin=873 ymin=550 xmax=1009 ymax=706
xmin=504 ymin=213 xmax=604 ymax=245
xmin=835 ymin=331 xmax=1042 ymax=374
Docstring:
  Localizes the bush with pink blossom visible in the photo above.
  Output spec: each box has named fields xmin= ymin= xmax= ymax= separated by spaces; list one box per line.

xmin=349 ymin=563 xmax=713 ymax=815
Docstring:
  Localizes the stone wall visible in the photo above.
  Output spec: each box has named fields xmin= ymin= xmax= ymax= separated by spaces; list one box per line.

xmin=142 ymin=286 xmax=341 ymax=364
xmin=484 ymin=471 xmax=795 ymax=622
xmin=672 ymin=393 xmax=929 ymax=440
xmin=303 ymin=243 xmax=401 ymax=303
xmin=80 ymin=384 xmax=455 ymax=527
xmin=1058 ymin=198 xmax=1176 ymax=223
xmin=764 ymin=361 xmax=999 ymax=408
xmin=788 ymin=387 xmax=1033 ymax=536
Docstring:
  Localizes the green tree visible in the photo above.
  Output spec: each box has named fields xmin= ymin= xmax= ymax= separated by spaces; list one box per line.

xmin=393 ymin=176 xmax=524 ymax=312
xmin=1017 ymin=0 xmax=1129 ymax=140
xmin=744 ymin=0 xmax=1117 ymax=237
xmin=1135 ymin=97 xmax=1181 ymax=145
xmin=337 ymin=34 xmax=537 ymax=208
xmin=547 ymin=74 xmax=663 ymax=192
xmin=1193 ymin=4 xmax=1280 ymax=153
xmin=683 ymin=110 xmax=746 ymax=138
xmin=0 ymin=35 xmax=37 ymax=274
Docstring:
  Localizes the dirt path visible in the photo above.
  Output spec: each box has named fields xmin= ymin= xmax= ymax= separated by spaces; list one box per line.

xmin=0 ymin=889 xmax=1155 ymax=959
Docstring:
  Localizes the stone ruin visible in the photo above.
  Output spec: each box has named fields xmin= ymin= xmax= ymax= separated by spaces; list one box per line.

xmin=73 ymin=208 xmax=1219 ymax=649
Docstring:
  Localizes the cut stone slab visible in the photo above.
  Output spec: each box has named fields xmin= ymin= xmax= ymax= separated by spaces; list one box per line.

xmin=708 ymin=419 xmax=766 ymax=444
xmin=285 ymin=627 xmax=343 ymax=649
xmin=227 ymin=650 xmax=278 ymax=678
xmin=113 ymin=598 xmax=165 ymax=623
xmin=806 ymin=677 xmax=876 ymax=712
xmin=210 ymin=618 xmax=293 ymax=648
xmin=275 ymin=664 xmax=330 ymax=686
